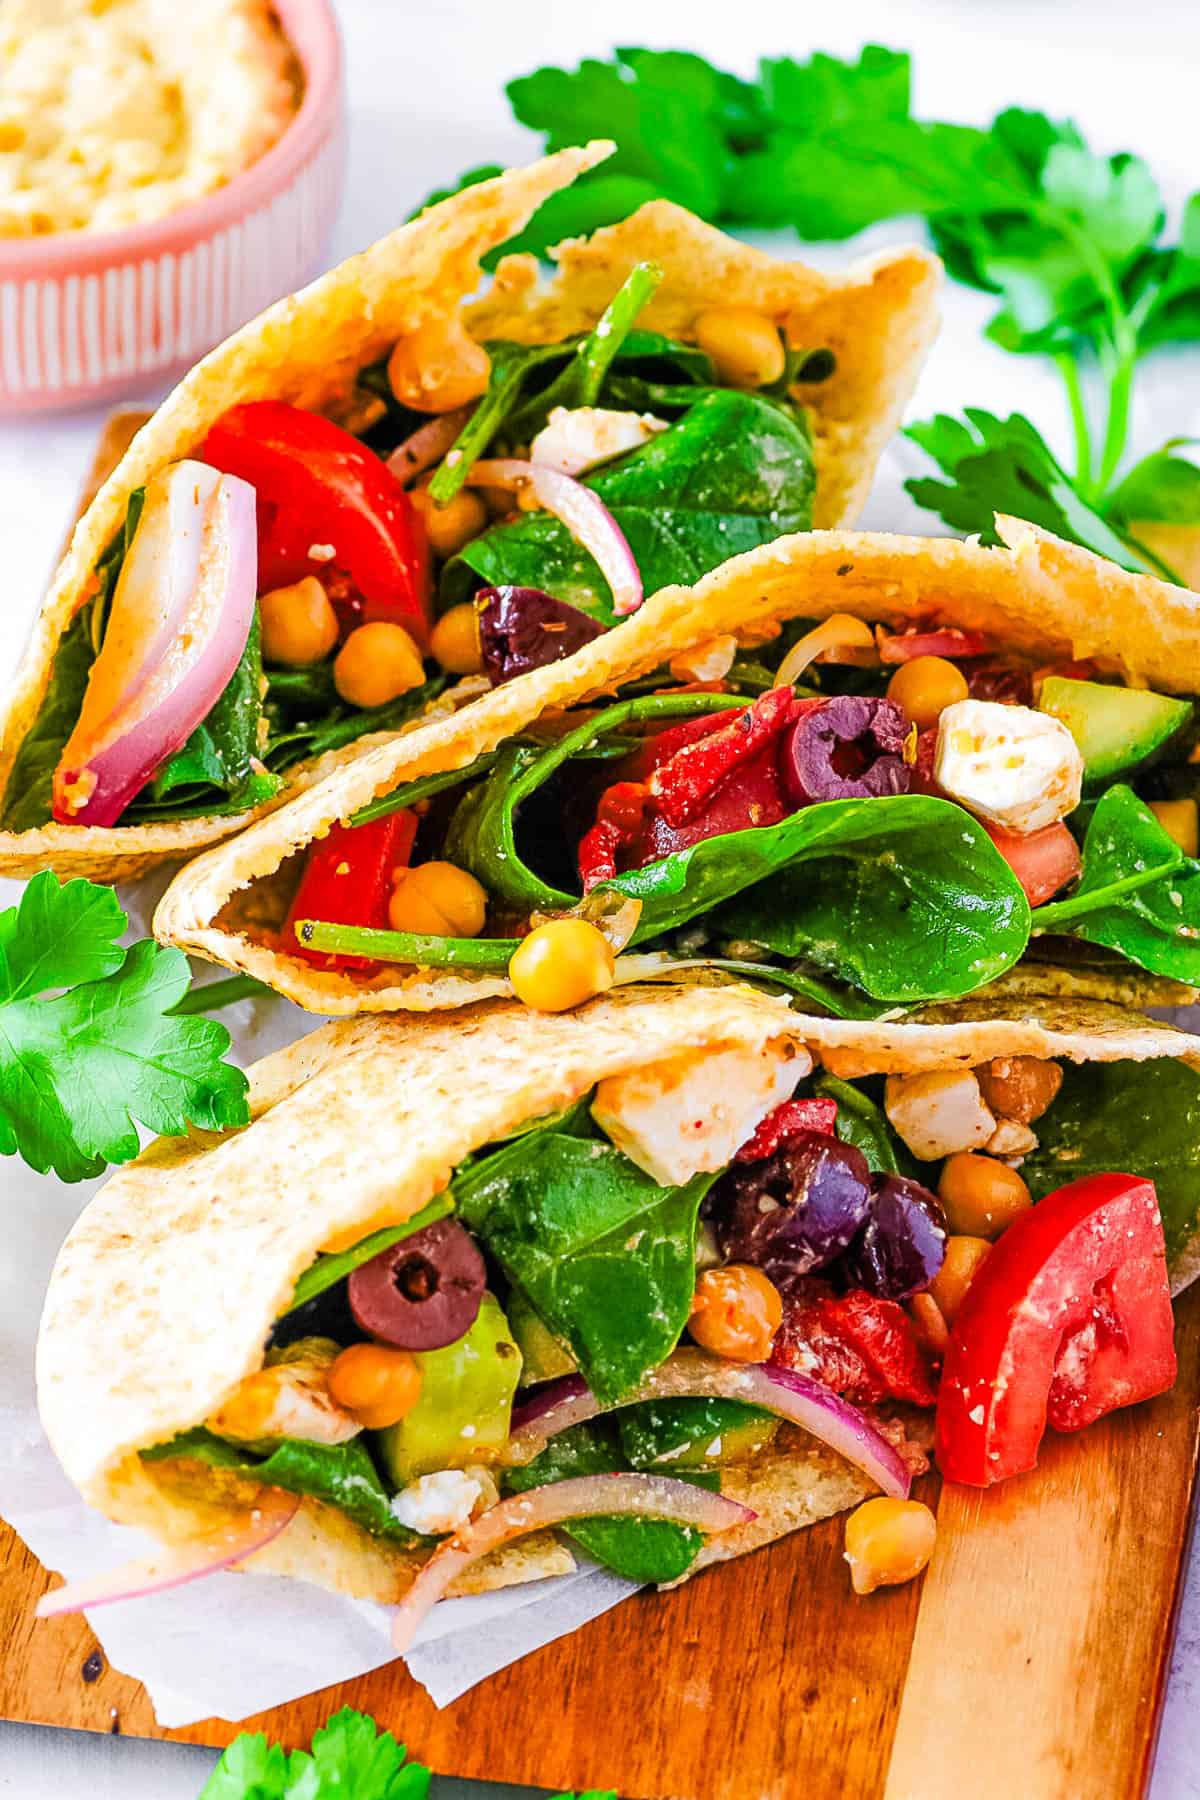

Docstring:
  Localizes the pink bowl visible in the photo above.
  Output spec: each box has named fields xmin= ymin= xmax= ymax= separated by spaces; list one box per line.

xmin=0 ymin=0 xmax=346 ymax=415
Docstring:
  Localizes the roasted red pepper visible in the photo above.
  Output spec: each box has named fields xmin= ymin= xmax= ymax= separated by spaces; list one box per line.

xmin=284 ymin=811 xmax=417 ymax=971
xmin=876 ymin=625 xmax=992 ymax=664
xmin=202 ymin=401 xmax=431 ymax=645
xmin=935 ymin=1173 xmax=1177 ymax=1486
xmin=734 ymin=1097 xmax=838 ymax=1162
xmin=579 ymin=689 xmax=805 ymax=888
xmin=773 ymin=1281 xmax=939 ymax=1408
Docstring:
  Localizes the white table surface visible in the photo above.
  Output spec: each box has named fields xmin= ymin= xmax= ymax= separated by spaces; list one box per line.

xmin=2 ymin=0 xmax=1200 ymax=1793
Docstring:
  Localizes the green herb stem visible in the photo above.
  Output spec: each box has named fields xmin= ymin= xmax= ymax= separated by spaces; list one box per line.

xmin=1055 ymin=351 xmax=1093 ymax=492
xmin=171 ymin=974 xmax=275 ymax=1015
xmin=294 ymin=920 xmax=518 ymax=966
xmin=349 ymin=752 xmax=501 ymax=826
xmin=1031 ymin=855 xmax=1182 ymax=931
xmin=576 ymin=261 xmax=663 ymax=405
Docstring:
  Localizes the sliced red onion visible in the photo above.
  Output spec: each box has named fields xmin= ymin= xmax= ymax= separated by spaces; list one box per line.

xmin=470 ymin=459 xmax=642 ymax=617
xmin=54 ymin=461 xmax=257 ymax=827
xmin=391 ymin=1473 xmax=752 ymax=1652
xmin=386 ymin=408 xmax=472 ymax=488
xmin=35 ymin=1490 xmax=299 ymax=1618
xmin=505 ymin=1348 xmax=911 ymax=1499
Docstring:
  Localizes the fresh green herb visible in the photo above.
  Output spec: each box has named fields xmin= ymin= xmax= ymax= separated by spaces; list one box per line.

xmin=1031 ymin=784 xmax=1200 ymax=982
xmin=199 ymin=1707 xmax=431 ymax=1799
xmin=445 ymin=388 xmax=816 ymax=619
xmin=1023 ymin=1058 xmax=1200 ymax=1267
xmin=171 ymin=974 xmax=276 ymax=1016
xmin=0 ymin=872 xmax=248 ymax=1181
xmin=286 ymin=1194 xmax=457 ymax=1313
xmin=503 ymin=1419 xmax=714 ymax=1583
xmin=457 ymin=1127 xmax=711 ymax=1405
xmin=144 ymin=1430 xmax=421 ymax=1546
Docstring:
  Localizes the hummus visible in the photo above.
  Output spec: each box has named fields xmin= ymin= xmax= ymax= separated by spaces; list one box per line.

xmin=0 ymin=0 xmax=301 ymax=237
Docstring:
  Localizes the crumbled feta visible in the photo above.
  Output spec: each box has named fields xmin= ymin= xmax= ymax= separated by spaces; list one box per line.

xmin=530 ymin=405 xmax=668 ymax=477
xmin=884 ymin=1070 xmax=996 ymax=1161
xmin=934 ymin=700 xmax=1083 ymax=833
xmin=592 ymin=1040 xmax=808 ymax=1186
xmin=390 ymin=1469 xmax=484 ymax=1536
xmin=986 ymin=1117 xmax=1038 ymax=1158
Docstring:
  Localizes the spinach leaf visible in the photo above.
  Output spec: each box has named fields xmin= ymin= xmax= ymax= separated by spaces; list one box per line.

xmin=621 ymin=794 xmax=1031 ymax=1001
xmin=813 ymin=1074 xmax=918 ymax=1177
xmin=617 ymin=1397 xmax=775 ymax=1468
xmin=444 ymin=390 xmax=816 ymax=621
xmin=456 ymin=1131 xmax=711 ymax=1405
xmin=1 ymin=611 xmax=94 ymax=830
xmin=125 ymin=613 xmax=282 ymax=820
xmin=502 ymin=1420 xmax=712 ymax=1583
xmin=1031 ymin=785 xmax=1200 ymax=983
xmin=143 ymin=1428 xmax=421 ymax=1545
xmin=286 ymin=1192 xmax=457 ymax=1313
xmin=1022 ymin=1059 xmax=1200 ymax=1270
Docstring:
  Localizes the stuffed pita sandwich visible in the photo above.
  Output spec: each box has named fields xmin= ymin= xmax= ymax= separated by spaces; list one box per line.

xmin=153 ymin=518 xmax=1200 ymax=1018
xmin=35 ymin=983 xmax=1200 ymax=1642
xmin=0 ymin=146 xmax=939 ymax=881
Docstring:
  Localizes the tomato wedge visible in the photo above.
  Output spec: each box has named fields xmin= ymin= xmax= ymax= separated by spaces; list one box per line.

xmin=876 ymin=626 xmax=992 ymax=665
xmin=985 ymin=820 xmax=1081 ymax=906
xmin=202 ymin=401 xmax=430 ymax=646
xmin=936 ymin=1173 xmax=1176 ymax=1486
xmin=284 ymin=811 xmax=417 ymax=971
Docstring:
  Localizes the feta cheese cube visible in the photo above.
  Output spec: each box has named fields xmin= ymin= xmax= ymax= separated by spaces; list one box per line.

xmin=884 ymin=1070 xmax=996 ymax=1161
xmin=934 ymin=699 xmax=1083 ymax=833
xmin=591 ymin=1040 xmax=809 ymax=1186
xmin=986 ymin=1117 xmax=1038 ymax=1158
xmin=530 ymin=406 xmax=668 ymax=476
xmin=390 ymin=1469 xmax=484 ymax=1536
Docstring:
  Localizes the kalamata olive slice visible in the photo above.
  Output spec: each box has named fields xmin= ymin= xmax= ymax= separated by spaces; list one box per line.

xmin=782 ymin=696 xmax=911 ymax=805
xmin=478 ymin=586 xmax=606 ymax=685
xmin=706 ymin=1131 xmax=874 ymax=1283
xmin=348 ymin=1219 xmax=486 ymax=1350
xmin=842 ymin=1175 xmax=947 ymax=1301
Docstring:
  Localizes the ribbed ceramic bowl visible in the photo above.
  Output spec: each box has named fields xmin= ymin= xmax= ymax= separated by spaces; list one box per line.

xmin=0 ymin=0 xmax=345 ymax=415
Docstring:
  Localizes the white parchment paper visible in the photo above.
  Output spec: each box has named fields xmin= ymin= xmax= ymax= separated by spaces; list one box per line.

xmin=0 ymin=873 xmax=639 ymax=1724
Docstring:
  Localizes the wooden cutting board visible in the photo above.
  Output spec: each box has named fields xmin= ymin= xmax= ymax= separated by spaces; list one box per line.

xmin=2 ymin=415 xmax=1199 ymax=1798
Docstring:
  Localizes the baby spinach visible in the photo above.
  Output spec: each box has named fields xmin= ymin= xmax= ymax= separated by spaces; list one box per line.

xmin=143 ymin=1429 xmax=422 ymax=1545
xmin=263 ymin=667 xmax=448 ymax=773
xmin=1 ymin=611 xmax=95 ymax=830
xmin=1022 ymin=1058 xmax=1200 ymax=1270
xmin=622 ymin=794 xmax=1031 ymax=1000
xmin=456 ymin=1129 xmax=711 ymax=1405
xmin=443 ymin=389 xmax=816 ymax=621
xmin=813 ymin=1074 xmax=918 ymax=1177
xmin=286 ymin=1192 xmax=456 ymax=1314
xmin=502 ymin=1420 xmax=713 ymax=1583
xmin=1031 ymin=784 xmax=1200 ymax=983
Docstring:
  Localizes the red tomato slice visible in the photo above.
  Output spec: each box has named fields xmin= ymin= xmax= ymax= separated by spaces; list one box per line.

xmin=985 ymin=820 xmax=1081 ymax=906
xmin=284 ymin=811 xmax=417 ymax=971
xmin=935 ymin=1173 xmax=1176 ymax=1486
xmin=877 ymin=627 xmax=992 ymax=664
xmin=202 ymin=401 xmax=430 ymax=646
xmin=734 ymin=1097 xmax=838 ymax=1162
xmin=774 ymin=1282 xmax=938 ymax=1408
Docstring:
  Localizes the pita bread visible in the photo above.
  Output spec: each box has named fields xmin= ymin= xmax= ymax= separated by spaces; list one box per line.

xmin=154 ymin=518 xmax=1200 ymax=1014
xmin=0 ymin=154 xmax=939 ymax=882
xmin=37 ymin=983 xmax=1200 ymax=1606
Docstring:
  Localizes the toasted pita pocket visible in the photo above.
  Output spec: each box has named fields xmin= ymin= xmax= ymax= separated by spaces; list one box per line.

xmin=37 ymin=983 xmax=1200 ymax=1612
xmin=0 ymin=155 xmax=939 ymax=884
xmin=154 ymin=518 xmax=1200 ymax=1015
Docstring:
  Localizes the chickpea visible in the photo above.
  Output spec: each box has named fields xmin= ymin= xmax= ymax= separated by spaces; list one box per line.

xmin=1150 ymin=798 xmax=1199 ymax=856
xmin=508 ymin=918 xmax=615 ymax=1012
xmin=328 ymin=1343 xmax=422 ymax=1431
xmin=975 ymin=1055 xmax=1063 ymax=1125
xmin=928 ymin=1235 xmax=992 ymax=1326
xmin=430 ymin=602 xmax=484 ymax=675
xmin=886 ymin=655 xmax=970 ymax=730
xmin=844 ymin=1497 xmax=936 ymax=1596
xmin=389 ymin=860 xmax=487 ymax=937
xmin=908 ymin=1291 xmax=950 ymax=1356
xmin=411 ymin=482 xmax=489 ymax=561
xmin=937 ymin=1153 xmax=1032 ymax=1240
xmin=333 ymin=621 xmax=425 ymax=710
xmin=688 ymin=1264 xmax=783 ymax=1363
xmin=387 ymin=316 xmax=491 ymax=413
xmin=693 ymin=305 xmax=786 ymax=389
xmin=259 ymin=576 xmax=339 ymax=667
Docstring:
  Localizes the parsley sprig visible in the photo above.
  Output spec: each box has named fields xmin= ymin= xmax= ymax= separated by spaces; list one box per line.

xmin=199 ymin=1706 xmax=615 ymax=1800
xmin=0 ymin=871 xmax=249 ymax=1181
xmin=420 ymin=44 xmax=1200 ymax=577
